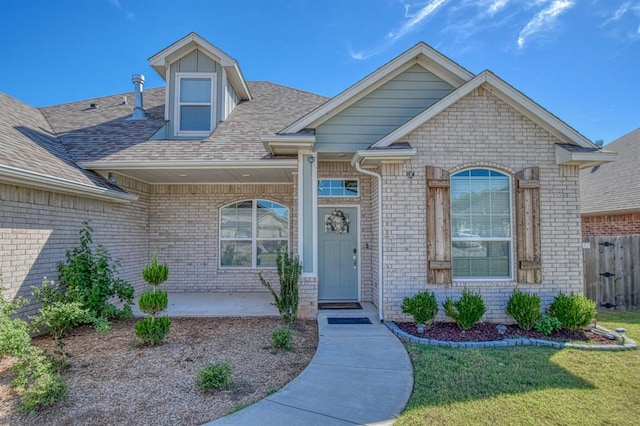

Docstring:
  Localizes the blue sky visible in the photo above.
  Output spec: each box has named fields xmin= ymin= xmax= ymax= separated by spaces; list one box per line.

xmin=0 ymin=0 xmax=638 ymax=144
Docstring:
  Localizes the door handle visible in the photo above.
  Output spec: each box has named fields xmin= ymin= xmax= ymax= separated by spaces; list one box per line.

xmin=353 ymin=248 xmax=357 ymax=269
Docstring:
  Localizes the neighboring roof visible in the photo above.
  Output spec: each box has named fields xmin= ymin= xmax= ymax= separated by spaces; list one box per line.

xmin=280 ymin=42 xmax=473 ymax=134
xmin=580 ymin=128 xmax=640 ymax=215
xmin=148 ymin=32 xmax=251 ymax=101
xmin=44 ymin=82 xmax=327 ymax=164
xmin=371 ymin=71 xmax=600 ymax=150
xmin=0 ymin=92 xmax=135 ymax=202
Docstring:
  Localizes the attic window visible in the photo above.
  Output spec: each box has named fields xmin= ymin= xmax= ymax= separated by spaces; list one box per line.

xmin=175 ymin=73 xmax=216 ymax=137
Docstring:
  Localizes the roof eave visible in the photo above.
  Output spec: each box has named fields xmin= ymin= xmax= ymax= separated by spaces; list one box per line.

xmin=79 ymin=159 xmax=299 ymax=170
xmin=351 ymin=148 xmax=417 ymax=168
xmin=261 ymin=135 xmax=316 ymax=156
xmin=556 ymin=145 xmax=618 ymax=168
xmin=0 ymin=165 xmax=138 ymax=204
xmin=372 ymin=71 xmax=598 ymax=150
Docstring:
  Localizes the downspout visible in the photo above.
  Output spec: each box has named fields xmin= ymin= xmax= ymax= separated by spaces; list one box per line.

xmin=353 ymin=158 xmax=384 ymax=322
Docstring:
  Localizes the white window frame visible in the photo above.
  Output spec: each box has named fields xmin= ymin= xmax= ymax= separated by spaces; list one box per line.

xmin=450 ymin=168 xmax=514 ymax=281
xmin=174 ymin=72 xmax=216 ymax=137
xmin=317 ymin=178 xmax=360 ymax=197
xmin=219 ymin=199 xmax=289 ymax=269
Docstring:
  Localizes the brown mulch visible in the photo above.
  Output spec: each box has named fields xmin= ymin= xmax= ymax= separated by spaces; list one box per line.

xmin=0 ymin=317 xmax=318 ymax=426
xmin=396 ymin=322 xmax=615 ymax=344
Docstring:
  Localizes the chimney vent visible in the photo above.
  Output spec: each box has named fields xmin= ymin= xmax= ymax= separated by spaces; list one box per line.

xmin=595 ymin=139 xmax=604 ymax=149
xmin=127 ymin=74 xmax=146 ymax=120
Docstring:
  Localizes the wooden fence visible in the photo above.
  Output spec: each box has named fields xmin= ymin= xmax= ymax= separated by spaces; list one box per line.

xmin=583 ymin=236 xmax=640 ymax=310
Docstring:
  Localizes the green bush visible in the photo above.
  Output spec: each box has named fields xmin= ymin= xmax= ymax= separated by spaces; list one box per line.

xmin=259 ymin=252 xmax=301 ymax=325
xmin=1 ymin=287 xmax=67 ymax=414
xmin=138 ymin=290 xmax=168 ymax=316
xmin=135 ymin=316 xmax=171 ymax=346
xmin=548 ymin=293 xmax=597 ymax=332
xmin=57 ymin=222 xmax=134 ymax=320
xmin=402 ymin=291 xmax=438 ymax=328
xmin=196 ymin=362 xmax=233 ymax=392
xmin=506 ymin=290 xmax=541 ymax=330
xmin=443 ymin=289 xmax=486 ymax=330
xmin=534 ymin=314 xmax=562 ymax=335
xmin=142 ymin=252 xmax=169 ymax=286
xmin=272 ymin=326 xmax=292 ymax=351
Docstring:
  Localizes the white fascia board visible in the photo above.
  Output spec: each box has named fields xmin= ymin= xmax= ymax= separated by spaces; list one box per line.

xmin=261 ymin=135 xmax=316 ymax=155
xmin=79 ymin=160 xmax=298 ymax=170
xmin=351 ymin=148 xmax=417 ymax=167
xmin=0 ymin=165 xmax=138 ymax=203
xmin=372 ymin=71 xmax=597 ymax=150
xmin=556 ymin=145 xmax=618 ymax=168
xmin=223 ymin=64 xmax=251 ymax=100
xmin=281 ymin=43 xmax=474 ymax=134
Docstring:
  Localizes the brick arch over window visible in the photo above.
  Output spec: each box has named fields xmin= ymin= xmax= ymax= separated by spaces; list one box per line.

xmin=219 ymin=199 xmax=290 ymax=268
xmin=426 ymin=166 xmax=541 ymax=284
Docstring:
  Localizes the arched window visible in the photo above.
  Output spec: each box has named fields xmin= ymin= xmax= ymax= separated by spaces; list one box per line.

xmin=450 ymin=169 xmax=512 ymax=279
xmin=219 ymin=199 xmax=289 ymax=268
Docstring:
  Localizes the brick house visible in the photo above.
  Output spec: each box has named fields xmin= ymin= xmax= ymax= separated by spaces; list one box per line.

xmin=1 ymin=33 xmax=616 ymax=321
xmin=581 ymin=128 xmax=640 ymax=237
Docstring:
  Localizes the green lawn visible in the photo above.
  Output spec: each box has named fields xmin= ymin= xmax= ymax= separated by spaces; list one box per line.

xmin=396 ymin=311 xmax=640 ymax=426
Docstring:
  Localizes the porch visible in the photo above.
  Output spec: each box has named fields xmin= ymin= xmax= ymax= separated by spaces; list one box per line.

xmin=130 ymin=292 xmax=279 ymax=317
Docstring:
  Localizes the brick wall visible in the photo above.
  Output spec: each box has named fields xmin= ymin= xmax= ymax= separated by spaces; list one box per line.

xmin=582 ymin=213 xmax=640 ymax=236
xmin=380 ymin=87 xmax=584 ymax=322
xmin=0 ymin=175 xmax=150 ymax=316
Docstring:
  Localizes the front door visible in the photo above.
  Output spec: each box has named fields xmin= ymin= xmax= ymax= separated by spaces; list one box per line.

xmin=318 ymin=207 xmax=358 ymax=300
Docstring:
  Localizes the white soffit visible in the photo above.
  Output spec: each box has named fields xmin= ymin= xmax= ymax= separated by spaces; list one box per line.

xmin=556 ymin=145 xmax=617 ymax=168
xmin=281 ymin=42 xmax=474 ymax=134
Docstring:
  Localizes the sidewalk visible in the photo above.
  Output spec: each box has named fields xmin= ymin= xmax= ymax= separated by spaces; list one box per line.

xmin=208 ymin=303 xmax=413 ymax=425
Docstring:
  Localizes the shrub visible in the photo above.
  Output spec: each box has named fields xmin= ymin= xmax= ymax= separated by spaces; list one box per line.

xmin=402 ymin=291 xmax=438 ymax=328
xmin=1 ymin=288 xmax=30 ymax=359
xmin=548 ymin=293 xmax=597 ymax=332
xmin=138 ymin=290 xmax=169 ymax=317
xmin=272 ymin=326 xmax=292 ymax=351
xmin=443 ymin=289 xmax=486 ymax=330
xmin=506 ymin=290 xmax=541 ymax=330
xmin=57 ymin=222 xmax=134 ymax=320
xmin=534 ymin=314 xmax=562 ymax=335
xmin=259 ymin=252 xmax=301 ymax=325
xmin=135 ymin=316 xmax=171 ymax=346
xmin=136 ymin=253 xmax=171 ymax=345
xmin=196 ymin=362 xmax=233 ymax=392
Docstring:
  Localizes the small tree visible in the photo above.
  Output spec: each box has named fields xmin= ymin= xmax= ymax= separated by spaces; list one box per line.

xmin=135 ymin=253 xmax=171 ymax=345
xmin=443 ymin=289 xmax=486 ymax=330
xmin=259 ymin=252 xmax=301 ymax=325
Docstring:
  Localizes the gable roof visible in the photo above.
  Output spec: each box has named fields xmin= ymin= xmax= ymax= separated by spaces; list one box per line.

xmin=580 ymin=128 xmax=640 ymax=215
xmin=0 ymin=92 xmax=136 ymax=202
xmin=280 ymin=42 xmax=473 ymax=134
xmin=148 ymin=32 xmax=251 ymax=100
xmin=371 ymin=70 xmax=600 ymax=150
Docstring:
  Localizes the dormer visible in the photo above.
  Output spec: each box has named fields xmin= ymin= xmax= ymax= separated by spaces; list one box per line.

xmin=149 ymin=33 xmax=251 ymax=139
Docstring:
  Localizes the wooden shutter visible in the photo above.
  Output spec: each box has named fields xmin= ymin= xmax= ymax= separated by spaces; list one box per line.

xmin=426 ymin=166 xmax=452 ymax=285
xmin=515 ymin=167 xmax=542 ymax=284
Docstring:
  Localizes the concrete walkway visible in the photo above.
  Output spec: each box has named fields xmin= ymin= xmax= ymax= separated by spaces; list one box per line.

xmin=208 ymin=303 xmax=413 ymax=426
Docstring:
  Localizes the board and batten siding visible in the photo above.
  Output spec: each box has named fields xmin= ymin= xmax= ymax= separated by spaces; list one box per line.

xmin=166 ymin=49 xmax=225 ymax=136
xmin=315 ymin=64 xmax=454 ymax=152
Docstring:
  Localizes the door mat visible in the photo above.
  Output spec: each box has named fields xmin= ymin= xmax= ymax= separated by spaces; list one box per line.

xmin=318 ymin=302 xmax=362 ymax=310
xmin=327 ymin=317 xmax=372 ymax=325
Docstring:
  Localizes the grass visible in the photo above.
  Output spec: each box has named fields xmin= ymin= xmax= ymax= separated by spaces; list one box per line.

xmin=396 ymin=310 xmax=640 ymax=426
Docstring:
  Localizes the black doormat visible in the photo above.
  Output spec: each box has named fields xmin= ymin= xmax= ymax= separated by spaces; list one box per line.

xmin=327 ymin=317 xmax=372 ymax=325
xmin=318 ymin=302 xmax=362 ymax=310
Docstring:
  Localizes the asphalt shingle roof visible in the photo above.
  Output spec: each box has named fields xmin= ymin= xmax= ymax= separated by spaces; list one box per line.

xmin=580 ymin=128 xmax=640 ymax=214
xmin=0 ymin=92 xmax=117 ymax=190
xmin=41 ymin=82 xmax=328 ymax=163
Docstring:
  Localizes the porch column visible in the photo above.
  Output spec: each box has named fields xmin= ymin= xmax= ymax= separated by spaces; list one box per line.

xmin=297 ymin=152 xmax=319 ymax=318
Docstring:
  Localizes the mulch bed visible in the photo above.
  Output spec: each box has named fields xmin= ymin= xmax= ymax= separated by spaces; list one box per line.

xmin=396 ymin=322 xmax=615 ymax=344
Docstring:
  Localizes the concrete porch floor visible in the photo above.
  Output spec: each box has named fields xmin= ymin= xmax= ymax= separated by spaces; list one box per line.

xmin=130 ymin=292 xmax=279 ymax=317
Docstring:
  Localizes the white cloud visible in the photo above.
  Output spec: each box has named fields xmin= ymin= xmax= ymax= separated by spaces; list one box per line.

xmin=517 ymin=0 xmax=575 ymax=49
xmin=600 ymin=1 xmax=640 ymax=41
xmin=488 ymin=0 xmax=509 ymax=16
xmin=107 ymin=0 xmax=135 ymax=21
xmin=349 ymin=0 xmax=449 ymax=60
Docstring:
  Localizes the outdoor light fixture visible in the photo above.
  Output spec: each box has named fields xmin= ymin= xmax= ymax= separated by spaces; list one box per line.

xmin=406 ymin=170 xmax=415 ymax=179
xmin=496 ymin=324 xmax=507 ymax=338
xmin=307 ymin=155 xmax=316 ymax=164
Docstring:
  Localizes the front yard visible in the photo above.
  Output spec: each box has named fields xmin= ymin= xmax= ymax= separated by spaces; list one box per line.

xmin=397 ymin=310 xmax=640 ymax=425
